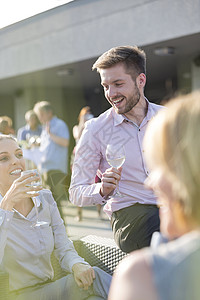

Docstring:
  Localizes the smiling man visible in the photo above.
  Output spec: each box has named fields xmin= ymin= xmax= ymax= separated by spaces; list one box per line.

xmin=69 ymin=46 xmax=163 ymax=253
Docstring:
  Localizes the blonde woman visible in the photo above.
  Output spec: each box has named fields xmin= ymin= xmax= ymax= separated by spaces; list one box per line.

xmin=108 ymin=92 xmax=200 ymax=300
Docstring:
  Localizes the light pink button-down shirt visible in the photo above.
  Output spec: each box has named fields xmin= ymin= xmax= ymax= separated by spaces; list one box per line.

xmin=69 ymin=100 xmax=163 ymax=218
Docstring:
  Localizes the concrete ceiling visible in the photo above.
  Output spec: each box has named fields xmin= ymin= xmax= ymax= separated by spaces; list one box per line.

xmin=0 ymin=32 xmax=199 ymax=102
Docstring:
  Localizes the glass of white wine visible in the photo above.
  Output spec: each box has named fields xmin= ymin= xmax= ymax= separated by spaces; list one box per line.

xmin=106 ymin=143 xmax=125 ymax=197
xmin=21 ymin=169 xmax=48 ymax=227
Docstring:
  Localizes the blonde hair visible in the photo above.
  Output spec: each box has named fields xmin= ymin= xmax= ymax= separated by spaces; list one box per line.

xmin=144 ymin=92 xmax=200 ymax=222
xmin=33 ymin=101 xmax=53 ymax=114
xmin=25 ymin=110 xmax=39 ymax=121
xmin=0 ymin=116 xmax=13 ymax=134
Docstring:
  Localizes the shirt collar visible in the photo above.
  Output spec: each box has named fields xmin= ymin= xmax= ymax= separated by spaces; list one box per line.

xmin=112 ymin=109 xmax=126 ymax=126
xmin=112 ymin=97 xmax=152 ymax=126
xmin=144 ymin=98 xmax=156 ymax=121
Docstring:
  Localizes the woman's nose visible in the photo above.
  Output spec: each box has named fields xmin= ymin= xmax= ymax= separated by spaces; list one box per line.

xmin=11 ymin=155 xmax=19 ymax=164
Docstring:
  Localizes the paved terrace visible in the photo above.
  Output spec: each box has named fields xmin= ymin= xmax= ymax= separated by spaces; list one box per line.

xmin=61 ymin=200 xmax=113 ymax=239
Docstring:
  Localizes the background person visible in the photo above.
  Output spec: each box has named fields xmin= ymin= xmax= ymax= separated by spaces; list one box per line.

xmin=0 ymin=134 xmax=111 ymax=300
xmin=108 ymin=92 xmax=200 ymax=300
xmin=17 ymin=110 xmax=42 ymax=143
xmin=34 ymin=101 xmax=69 ymax=223
xmin=69 ymin=45 xmax=162 ymax=253
xmin=71 ymin=106 xmax=102 ymax=221
xmin=0 ymin=116 xmax=15 ymax=135
xmin=17 ymin=110 xmax=42 ymax=170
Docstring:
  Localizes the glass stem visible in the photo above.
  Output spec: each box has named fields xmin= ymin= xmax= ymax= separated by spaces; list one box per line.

xmin=33 ymin=197 xmax=39 ymax=222
xmin=114 ymin=181 xmax=121 ymax=196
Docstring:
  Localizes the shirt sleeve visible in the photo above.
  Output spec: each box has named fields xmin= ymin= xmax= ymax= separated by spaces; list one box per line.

xmin=51 ymin=119 xmax=69 ymax=140
xmin=69 ymin=121 xmax=107 ymax=207
xmin=0 ymin=209 xmax=14 ymax=265
xmin=44 ymin=190 xmax=88 ymax=273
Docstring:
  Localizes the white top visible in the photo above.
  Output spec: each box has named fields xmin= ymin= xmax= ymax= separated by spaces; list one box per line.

xmin=0 ymin=189 xmax=87 ymax=291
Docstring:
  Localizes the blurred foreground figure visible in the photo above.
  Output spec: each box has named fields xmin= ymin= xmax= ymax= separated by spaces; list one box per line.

xmin=108 ymin=92 xmax=200 ymax=300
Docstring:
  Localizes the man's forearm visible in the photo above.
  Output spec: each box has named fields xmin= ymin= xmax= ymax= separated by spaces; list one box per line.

xmin=49 ymin=132 xmax=69 ymax=147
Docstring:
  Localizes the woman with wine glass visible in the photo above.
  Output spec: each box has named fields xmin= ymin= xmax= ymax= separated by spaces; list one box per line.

xmin=0 ymin=135 xmax=111 ymax=300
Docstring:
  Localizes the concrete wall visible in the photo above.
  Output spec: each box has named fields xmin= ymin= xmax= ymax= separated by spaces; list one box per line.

xmin=0 ymin=0 xmax=200 ymax=79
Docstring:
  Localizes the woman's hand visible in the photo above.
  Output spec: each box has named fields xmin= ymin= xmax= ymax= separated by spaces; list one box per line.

xmin=72 ymin=263 xmax=95 ymax=290
xmin=100 ymin=167 xmax=122 ymax=197
xmin=0 ymin=173 xmax=42 ymax=211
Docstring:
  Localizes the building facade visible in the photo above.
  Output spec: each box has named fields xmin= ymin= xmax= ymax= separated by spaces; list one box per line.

xmin=0 ymin=0 xmax=199 ymax=139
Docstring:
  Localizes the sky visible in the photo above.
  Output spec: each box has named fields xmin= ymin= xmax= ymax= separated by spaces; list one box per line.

xmin=0 ymin=0 xmax=73 ymax=29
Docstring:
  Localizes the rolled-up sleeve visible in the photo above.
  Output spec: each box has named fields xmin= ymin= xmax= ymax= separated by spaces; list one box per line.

xmin=69 ymin=121 xmax=106 ymax=207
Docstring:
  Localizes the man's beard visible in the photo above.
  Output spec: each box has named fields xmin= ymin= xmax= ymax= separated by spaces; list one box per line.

xmin=118 ymin=85 xmax=141 ymax=114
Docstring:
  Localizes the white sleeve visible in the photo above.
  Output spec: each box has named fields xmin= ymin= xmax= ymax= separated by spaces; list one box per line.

xmin=45 ymin=190 xmax=88 ymax=273
xmin=0 ymin=209 xmax=14 ymax=265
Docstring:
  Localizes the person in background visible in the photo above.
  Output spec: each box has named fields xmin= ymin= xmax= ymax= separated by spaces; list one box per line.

xmin=0 ymin=134 xmax=111 ymax=300
xmin=69 ymin=45 xmax=162 ymax=253
xmin=108 ymin=92 xmax=200 ymax=300
xmin=0 ymin=116 xmax=15 ymax=135
xmin=72 ymin=106 xmax=94 ymax=143
xmin=17 ymin=110 xmax=42 ymax=144
xmin=71 ymin=106 xmax=102 ymax=221
xmin=33 ymin=101 xmax=69 ymax=223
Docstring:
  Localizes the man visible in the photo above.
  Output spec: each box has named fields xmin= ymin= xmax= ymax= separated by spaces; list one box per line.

xmin=17 ymin=110 xmax=42 ymax=142
xmin=69 ymin=46 xmax=162 ymax=253
xmin=34 ymin=101 xmax=69 ymax=222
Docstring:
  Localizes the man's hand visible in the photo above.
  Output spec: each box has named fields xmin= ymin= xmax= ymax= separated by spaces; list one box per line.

xmin=72 ymin=263 xmax=95 ymax=290
xmin=100 ymin=167 xmax=122 ymax=197
xmin=45 ymin=121 xmax=69 ymax=147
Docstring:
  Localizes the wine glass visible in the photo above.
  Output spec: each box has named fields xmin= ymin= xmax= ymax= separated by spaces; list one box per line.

xmin=21 ymin=169 xmax=48 ymax=227
xmin=106 ymin=143 xmax=125 ymax=197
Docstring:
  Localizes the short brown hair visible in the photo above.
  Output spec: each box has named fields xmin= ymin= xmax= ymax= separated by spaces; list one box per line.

xmin=92 ymin=45 xmax=146 ymax=79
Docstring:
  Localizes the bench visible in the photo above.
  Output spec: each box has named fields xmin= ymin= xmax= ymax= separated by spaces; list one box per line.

xmin=0 ymin=235 xmax=126 ymax=299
